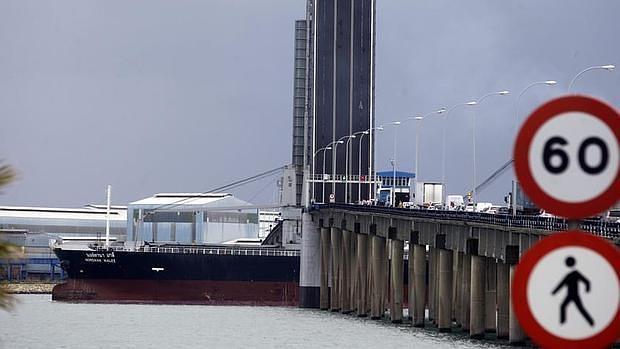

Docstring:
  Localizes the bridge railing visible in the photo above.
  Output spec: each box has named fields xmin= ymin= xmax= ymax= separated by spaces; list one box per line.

xmin=317 ymin=204 xmax=620 ymax=240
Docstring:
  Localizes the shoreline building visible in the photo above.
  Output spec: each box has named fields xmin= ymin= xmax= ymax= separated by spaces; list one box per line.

xmin=126 ymin=193 xmax=259 ymax=245
xmin=0 ymin=205 xmax=127 ymax=281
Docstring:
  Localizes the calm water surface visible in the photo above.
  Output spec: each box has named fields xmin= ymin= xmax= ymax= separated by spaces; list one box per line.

xmin=0 ymin=295 xmax=513 ymax=349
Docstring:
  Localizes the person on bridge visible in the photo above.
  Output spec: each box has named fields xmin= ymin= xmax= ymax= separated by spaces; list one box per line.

xmin=551 ymin=256 xmax=594 ymax=327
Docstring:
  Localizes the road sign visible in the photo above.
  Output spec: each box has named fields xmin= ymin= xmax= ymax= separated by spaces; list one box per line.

xmin=512 ymin=231 xmax=620 ymax=349
xmin=514 ymin=95 xmax=620 ymax=219
xmin=329 ymin=193 xmax=335 ymax=203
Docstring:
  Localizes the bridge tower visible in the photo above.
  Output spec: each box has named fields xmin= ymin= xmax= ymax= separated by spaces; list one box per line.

xmin=298 ymin=0 xmax=376 ymax=309
xmin=292 ymin=0 xmax=376 ymax=206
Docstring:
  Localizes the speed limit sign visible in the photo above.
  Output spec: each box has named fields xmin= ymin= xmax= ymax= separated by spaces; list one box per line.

xmin=514 ymin=96 xmax=620 ymax=219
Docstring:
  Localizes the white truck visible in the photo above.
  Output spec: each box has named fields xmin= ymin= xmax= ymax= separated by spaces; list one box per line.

xmin=414 ymin=182 xmax=444 ymax=208
xmin=446 ymin=195 xmax=464 ymax=210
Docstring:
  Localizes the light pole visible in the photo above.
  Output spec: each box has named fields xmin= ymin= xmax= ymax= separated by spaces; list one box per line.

xmin=568 ymin=64 xmax=615 ymax=93
xmin=358 ymin=126 xmax=383 ymax=203
xmin=312 ymin=146 xmax=332 ymax=203
xmin=323 ymin=140 xmax=343 ymax=203
xmin=409 ymin=108 xmax=445 ymax=207
xmin=514 ymin=80 xmax=557 ymax=133
xmin=344 ymin=134 xmax=357 ymax=203
xmin=413 ymin=116 xmax=423 ymax=207
xmin=390 ymin=121 xmax=401 ymax=207
xmin=472 ymin=90 xmax=510 ymax=210
xmin=512 ymin=80 xmax=557 ymax=215
xmin=333 ymin=136 xmax=353 ymax=199
xmin=442 ymin=101 xmax=476 ymax=207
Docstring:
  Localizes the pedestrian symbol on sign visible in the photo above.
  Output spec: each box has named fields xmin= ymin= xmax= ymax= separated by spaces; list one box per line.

xmin=551 ymin=256 xmax=594 ymax=327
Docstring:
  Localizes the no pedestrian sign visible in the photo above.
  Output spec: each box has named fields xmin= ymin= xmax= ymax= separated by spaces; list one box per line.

xmin=514 ymin=95 xmax=620 ymax=219
xmin=512 ymin=231 xmax=620 ymax=349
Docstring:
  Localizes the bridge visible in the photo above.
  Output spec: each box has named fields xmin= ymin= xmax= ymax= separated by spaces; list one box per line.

xmin=298 ymin=204 xmax=620 ymax=344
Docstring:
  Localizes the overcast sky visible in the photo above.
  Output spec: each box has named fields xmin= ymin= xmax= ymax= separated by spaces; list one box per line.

xmin=1 ymin=0 xmax=618 ymax=207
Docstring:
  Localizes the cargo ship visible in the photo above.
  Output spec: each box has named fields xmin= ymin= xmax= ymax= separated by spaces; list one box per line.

xmin=52 ymin=240 xmax=300 ymax=305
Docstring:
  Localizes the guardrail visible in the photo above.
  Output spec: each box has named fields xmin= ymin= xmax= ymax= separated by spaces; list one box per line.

xmin=316 ymin=204 xmax=620 ymax=240
xmin=102 ymin=245 xmax=301 ymax=257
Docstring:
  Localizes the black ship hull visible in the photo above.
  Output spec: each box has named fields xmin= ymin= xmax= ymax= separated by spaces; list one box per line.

xmin=52 ymin=247 xmax=300 ymax=305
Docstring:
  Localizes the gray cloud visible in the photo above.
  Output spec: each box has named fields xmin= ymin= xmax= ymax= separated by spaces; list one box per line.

xmin=1 ymin=0 xmax=618 ymax=207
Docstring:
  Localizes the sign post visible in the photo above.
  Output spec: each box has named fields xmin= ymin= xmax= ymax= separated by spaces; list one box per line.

xmin=512 ymin=95 xmax=620 ymax=348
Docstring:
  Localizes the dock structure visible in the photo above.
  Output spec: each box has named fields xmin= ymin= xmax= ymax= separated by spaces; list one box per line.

xmin=299 ymin=203 xmax=620 ymax=344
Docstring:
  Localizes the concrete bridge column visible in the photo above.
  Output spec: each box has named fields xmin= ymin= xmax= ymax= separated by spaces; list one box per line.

xmin=452 ymin=251 xmax=463 ymax=323
xmin=412 ymin=243 xmax=426 ymax=327
xmin=461 ymin=252 xmax=472 ymax=331
xmin=496 ymin=261 xmax=510 ymax=339
xmin=356 ymin=233 xmax=368 ymax=317
xmin=299 ymin=213 xmax=321 ymax=308
xmin=507 ymin=245 xmax=526 ymax=345
xmin=438 ymin=247 xmax=453 ymax=332
xmin=428 ymin=247 xmax=437 ymax=323
xmin=470 ymin=253 xmax=486 ymax=338
xmin=341 ymin=229 xmax=352 ymax=314
xmin=509 ymin=264 xmax=526 ymax=345
xmin=330 ymin=227 xmax=341 ymax=312
xmin=407 ymin=239 xmax=415 ymax=321
xmin=485 ymin=258 xmax=497 ymax=332
xmin=382 ymin=238 xmax=390 ymax=317
xmin=366 ymin=234 xmax=373 ymax=315
xmin=320 ymin=227 xmax=331 ymax=310
xmin=389 ymin=239 xmax=404 ymax=323
xmin=350 ymin=232 xmax=357 ymax=314
xmin=370 ymin=234 xmax=385 ymax=319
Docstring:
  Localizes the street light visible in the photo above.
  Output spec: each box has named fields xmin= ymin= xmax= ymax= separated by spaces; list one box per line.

xmin=344 ymin=134 xmax=357 ymax=203
xmin=323 ymin=140 xmax=343 ymax=203
xmin=568 ymin=64 xmax=615 ymax=93
xmin=471 ymin=90 xmax=510 ymax=210
xmin=511 ymin=80 xmax=557 ymax=215
xmin=390 ymin=121 xmax=402 ymax=207
xmin=357 ymin=126 xmax=384 ymax=203
xmin=409 ymin=108 xmax=445 ymax=207
xmin=312 ymin=146 xmax=332 ymax=203
xmin=442 ymin=101 xmax=477 ymax=206
xmin=514 ymin=80 xmax=557 ymax=133
xmin=333 ymin=136 xmax=354 ymax=199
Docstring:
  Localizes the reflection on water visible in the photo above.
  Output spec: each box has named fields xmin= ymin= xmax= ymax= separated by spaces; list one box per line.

xmin=1 ymin=295 xmax=514 ymax=349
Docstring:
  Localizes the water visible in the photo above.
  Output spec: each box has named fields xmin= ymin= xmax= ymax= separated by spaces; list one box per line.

xmin=1 ymin=295 xmax=512 ymax=349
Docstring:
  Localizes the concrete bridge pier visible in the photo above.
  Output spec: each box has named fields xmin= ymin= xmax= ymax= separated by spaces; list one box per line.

xmin=428 ymin=247 xmax=437 ymax=323
xmin=507 ymin=245 xmax=526 ymax=345
xmin=460 ymin=246 xmax=472 ymax=331
xmin=485 ymin=258 xmax=497 ymax=333
xmin=389 ymin=238 xmax=404 ymax=323
xmin=412 ymin=242 xmax=426 ymax=327
xmin=470 ymin=248 xmax=487 ymax=338
xmin=330 ymin=226 xmax=341 ymax=312
xmin=370 ymin=234 xmax=385 ymax=319
xmin=454 ymin=251 xmax=464 ymax=326
xmin=341 ymin=228 xmax=352 ymax=314
xmin=438 ymin=243 xmax=453 ymax=332
xmin=320 ymin=226 xmax=331 ymax=310
xmin=299 ymin=213 xmax=320 ymax=308
xmin=350 ymin=228 xmax=358 ymax=314
xmin=356 ymin=232 xmax=368 ymax=317
xmin=407 ymin=238 xmax=415 ymax=321
xmin=496 ymin=261 xmax=510 ymax=339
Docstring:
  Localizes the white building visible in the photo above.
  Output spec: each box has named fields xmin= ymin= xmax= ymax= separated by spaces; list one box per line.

xmin=127 ymin=193 xmax=259 ymax=244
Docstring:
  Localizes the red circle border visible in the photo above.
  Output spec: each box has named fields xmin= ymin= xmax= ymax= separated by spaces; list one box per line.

xmin=512 ymin=231 xmax=620 ymax=349
xmin=513 ymin=95 xmax=620 ymax=219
